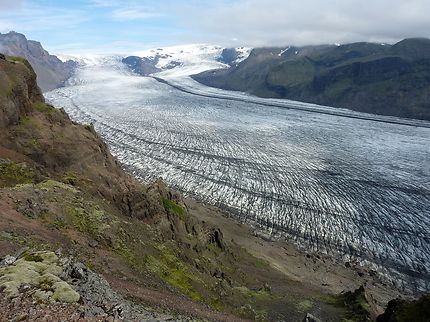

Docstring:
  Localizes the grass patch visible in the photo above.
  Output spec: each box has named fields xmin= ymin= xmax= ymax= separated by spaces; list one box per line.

xmin=29 ymin=138 xmax=40 ymax=148
xmin=209 ymin=298 xmax=225 ymax=311
xmin=114 ymin=237 xmax=139 ymax=268
xmin=0 ymin=161 xmax=35 ymax=187
xmin=6 ymin=56 xmax=26 ymax=64
xmin=297 ymin=299 xmax=314 ymax=312
xmin=315 ymin=293 xmax=341 ymax=305
xmin=235 ymin=286 xmax=272 ymax=302
xmin=207 ymin=242 xmax=218 ymax=252
xmin=343 ymin=287 xmax=371 ymax=320
xmin=17 ymin=116 xmax=38 ymax=132
xmin=66 ymin=206 xmax=110 ymax=238
xmin=145 ymin=245 xmax=202 ymax=301
xmin=38 ymin=180 xmax=79 ymax=193
xmin=33 ymin=102 xmax=54 ymax=114
xmin=162 ymin=197 xmax=185 ymax=220
xmin=61 ymin=171 xmax=79 ymax=185
xmin=238 ymin=304 xmax=269 ymax=321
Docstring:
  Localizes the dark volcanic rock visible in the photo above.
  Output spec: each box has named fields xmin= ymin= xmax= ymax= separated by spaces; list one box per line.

xmin=122 ymin=55 xmax=161 ymax=75
xmin=0 ymin=31 xmax=76 ymax=92
xmin=217 ymin=48 xmax=241 ymax=66
xmin=193 ymin=38 xmax=430 ymax=121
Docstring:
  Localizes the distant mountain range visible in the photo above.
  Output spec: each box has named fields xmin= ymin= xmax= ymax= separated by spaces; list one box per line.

xmin=0 ymin=31 xmax=76 ymax=92
xmin=193 ymin=39 xmax=430 ymax=121
xmin=2 ymin=31 xmax=430 ymax=120
xmin=121 ymin=45 xmax=250 ymax=77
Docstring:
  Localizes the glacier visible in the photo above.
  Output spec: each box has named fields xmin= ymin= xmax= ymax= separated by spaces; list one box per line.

xmin=46 ymin=49 xmax=430 ymax=294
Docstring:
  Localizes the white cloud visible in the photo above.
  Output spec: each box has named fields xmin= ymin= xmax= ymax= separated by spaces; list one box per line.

xmin=171 ymin=0 xmax=430 ymax=46
xmin=111 ymin=8 xmax=160 ymax=21
xmin=0 ymin=3 xmax=89 ymax=32
xmin=86 ymin=0 xmax=119 ymax=8
xmin=0 ymin=20 xmax=15 ymax=33
xmin=0 ymin=0 xmax=24 ymax=10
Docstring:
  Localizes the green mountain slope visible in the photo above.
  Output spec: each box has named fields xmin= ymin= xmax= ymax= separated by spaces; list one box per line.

xmin=193 ymin=39 xmax=430 ymax=120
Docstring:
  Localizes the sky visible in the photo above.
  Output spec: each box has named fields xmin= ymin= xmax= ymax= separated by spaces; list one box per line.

xmin=0 ymin=0 xmax=430 ymax=54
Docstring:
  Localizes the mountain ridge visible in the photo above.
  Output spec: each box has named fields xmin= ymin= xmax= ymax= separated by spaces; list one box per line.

xmin=192 ymin=38 xmax=430 ymax=121
xmin=0 ymin=31 xmax=76 ymax=92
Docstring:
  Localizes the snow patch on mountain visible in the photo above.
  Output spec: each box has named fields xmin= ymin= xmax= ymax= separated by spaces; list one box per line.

xmin=133 ymin=44 xmax=250 ymax=78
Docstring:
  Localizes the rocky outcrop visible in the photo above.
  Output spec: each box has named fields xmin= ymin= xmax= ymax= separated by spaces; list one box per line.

xmin=217 ymin=48 xmax=242 ymax=66
xmin=0 ymin=251 xmax=80 ymax=303
xmin=0 ymin=31 xmax=76 ymax=92
xmin=0 ymin=57 xmax=165 ymax=220
xmin=377 ymin=294 xmax=430 ymax=322
xmin=0 ymin=56 xmax=44 ymax=127
xmin=122 ymin=56 xmax=161 ymax=75
xmin=0 ymin=250 xmax=176 ymax=321
xmin=193 ymin=38 xmax=430 ymax=120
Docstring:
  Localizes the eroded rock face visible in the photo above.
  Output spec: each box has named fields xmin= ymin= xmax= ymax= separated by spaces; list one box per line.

xmin=0 ymin=31 xmax=76 ymax=92
xmin=0 ymin=57 xmax=44 ymax=127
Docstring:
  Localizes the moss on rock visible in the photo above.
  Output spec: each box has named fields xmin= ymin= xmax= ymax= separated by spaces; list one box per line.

xmin=0 ymin=251 xmax=80 ymax=303
xmin=0 ymin=161 xmax=35 ymax=187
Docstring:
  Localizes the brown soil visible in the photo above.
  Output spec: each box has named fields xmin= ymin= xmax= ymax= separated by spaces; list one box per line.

xmin=186 ymin=199 xmax=402 ymax=314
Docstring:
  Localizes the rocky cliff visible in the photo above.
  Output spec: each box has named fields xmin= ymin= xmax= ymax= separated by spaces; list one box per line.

xmin=193 ymin=39 xmax=430 ymax=121
xmin=0 ymin=31 xmax=76 ymax=92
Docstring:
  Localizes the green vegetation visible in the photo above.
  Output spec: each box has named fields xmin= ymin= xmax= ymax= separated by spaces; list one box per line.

xmin=66 ymin=206 xmax=111 ymax=238
xmin=61 ymin=171 xmax=79 ymax=185
xmin=113 ymin=236 xmax=139 ymax=269
xmin=38 ymin=180 xmax=79 ymax=193
xmin=377 ymin=295 xmax=430 ymax=322
xmin=33 ymin=102 xmax=54 ymax=114
xmin=235 ymin=286 xmax=272 ymax=302
xmin=0 ymin=161 xmax=35 ymax=187
xmin=162 ymin=197 xmax=185 ymax=220
xmin=194 ymin=38 xmax=430 ymax=120
xmin=0 ymin=251 xmax=80 ymax=303
xmin=238 ymin=303 xmax=269 ymax=321
xmin=296 ymin=299 xmax=314 ymax=312
xmin=6 ymin=56 xmax=26 ymax=64
xmin=17 ymin=116 xmax=35 ymax=129
xmin=145 ymin=245 xmax=202 ymax=301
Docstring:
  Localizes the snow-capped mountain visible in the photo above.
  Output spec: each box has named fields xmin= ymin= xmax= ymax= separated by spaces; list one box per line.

xmin=124 ymin=44 xmax=251 ymax=78
xmin=56 ymin=44 xmax=251 ymax=81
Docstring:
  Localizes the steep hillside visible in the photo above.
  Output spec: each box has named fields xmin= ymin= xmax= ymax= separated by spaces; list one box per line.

xmin=0 ymin=31 xmax=76 ymax=92
xmin=1 ymin=55 xmax=428 ymax=321
xmin=193 ymin=39 xmax=430 ymax=121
